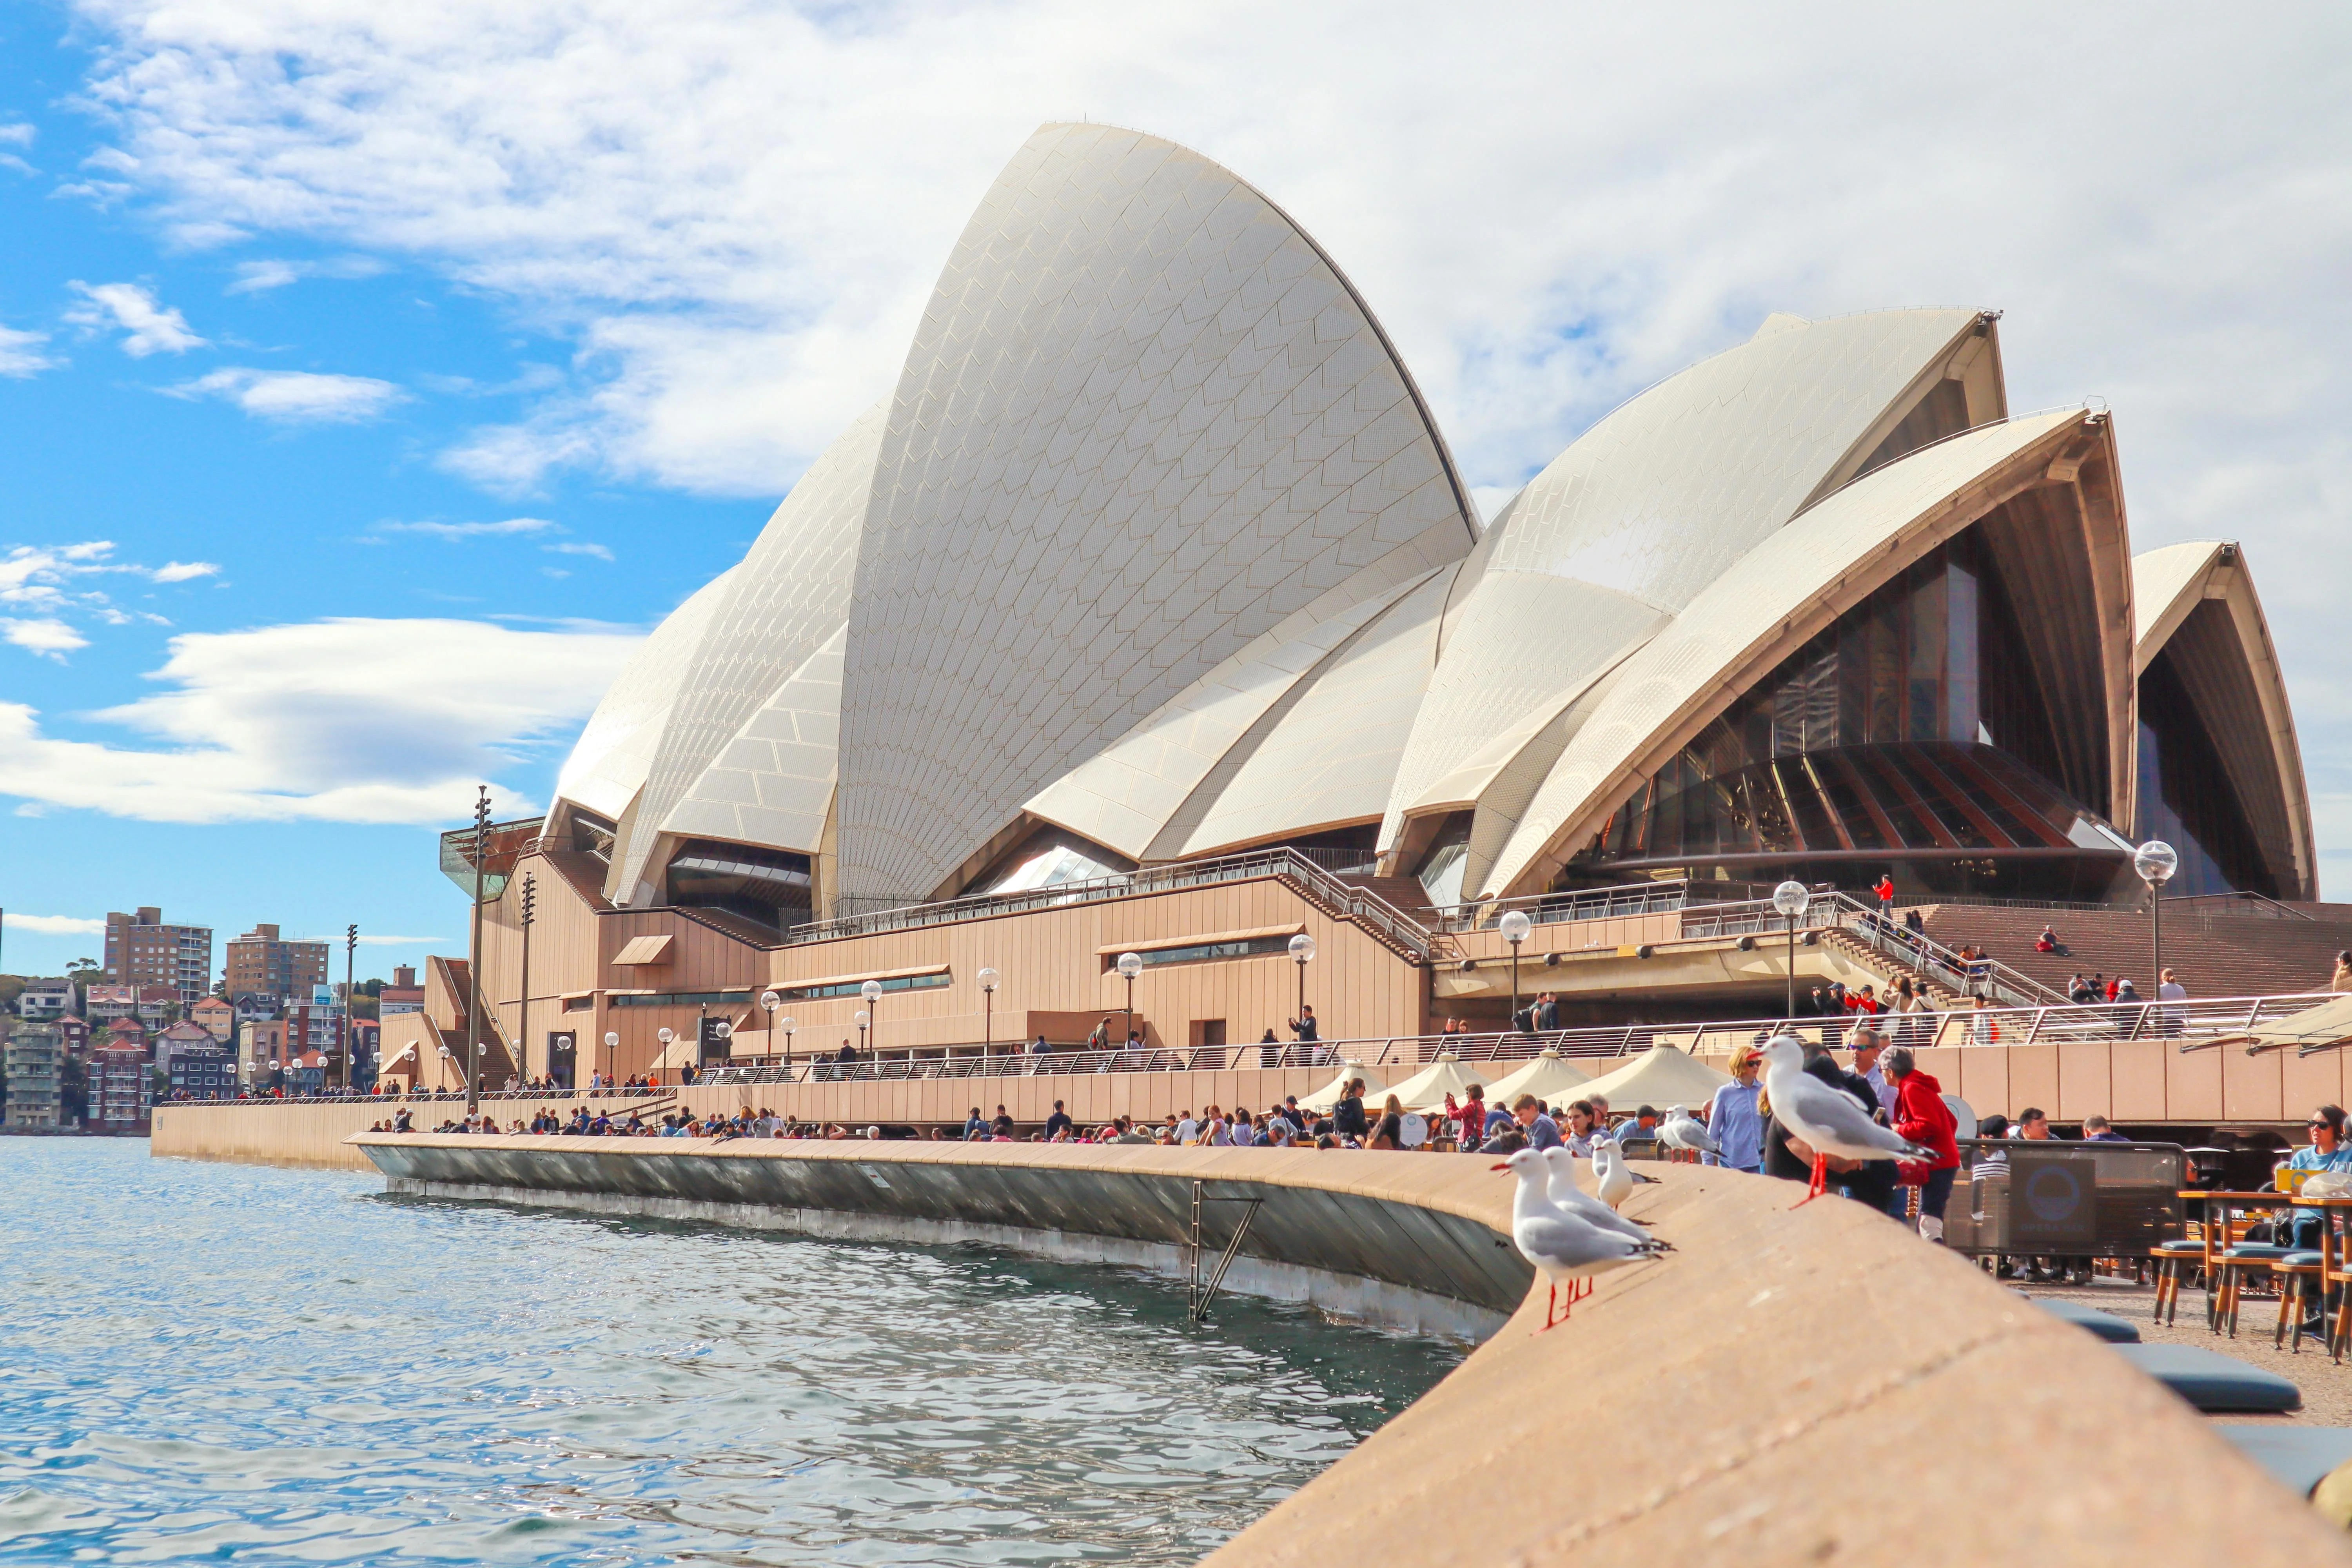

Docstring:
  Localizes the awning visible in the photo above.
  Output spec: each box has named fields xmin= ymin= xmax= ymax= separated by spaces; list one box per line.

xmin=1094 ymin=924 xmax=1304 ymax=957
xmin=611 ymin=934 xmax=674 ymax=966
xmin=779 ymin=961 xmax=950 ymax=991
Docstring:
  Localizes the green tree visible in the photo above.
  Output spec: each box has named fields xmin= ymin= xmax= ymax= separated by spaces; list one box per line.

xmin=58 ymin=1053 xmax=87 ymax=1124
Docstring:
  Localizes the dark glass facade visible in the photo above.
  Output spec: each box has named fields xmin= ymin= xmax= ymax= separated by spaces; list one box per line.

xmin=2136 ymin=650 xmax=2274 ymax=898
xmin=1572 ymin=534 xmax=2129 ymax=897
xmin=666 ymin=839 xmax=815 ymax=933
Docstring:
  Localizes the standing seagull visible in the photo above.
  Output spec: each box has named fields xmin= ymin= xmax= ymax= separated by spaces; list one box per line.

xmin=1495 ymin=1148 xmax=1666 ymax=1330
xmin=1591 ymin=1136 xmax=1635 ymax=1211
xmin=1658 ymin=1105 xmax=1719 ymax=1161
xmin=1541 ymin=1147 xmax=1660 ymax=1245
xmin=1759 ymin=1035 xmax=1937 ymax=1207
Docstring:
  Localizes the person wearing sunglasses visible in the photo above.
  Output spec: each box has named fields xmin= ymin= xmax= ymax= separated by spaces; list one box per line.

xmin=2285 ymin=1107 xmax=2352 ymax=1336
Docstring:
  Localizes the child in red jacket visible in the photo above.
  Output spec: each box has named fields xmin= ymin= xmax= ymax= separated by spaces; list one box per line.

xmin=1886 ymin=1046 xmax=1961 ymax=1242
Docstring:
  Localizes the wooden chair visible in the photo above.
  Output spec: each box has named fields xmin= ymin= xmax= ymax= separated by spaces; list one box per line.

xmin=2273 ymin=1253 xmax=2329 ymax=1352
xmin=2149 ymin=1236 xmax=2207 ymax=1327
xmin=2214 ymin=1243 xmax=2298 ymax=1339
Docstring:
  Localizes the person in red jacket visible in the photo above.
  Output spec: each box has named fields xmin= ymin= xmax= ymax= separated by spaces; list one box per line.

xmin=1884 ymin=1046 xmax=1961 ymax=1242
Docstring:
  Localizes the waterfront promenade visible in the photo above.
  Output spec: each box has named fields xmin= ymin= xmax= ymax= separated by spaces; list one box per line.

xmin=342 ymin=1131 xmax=2349 ymax=1563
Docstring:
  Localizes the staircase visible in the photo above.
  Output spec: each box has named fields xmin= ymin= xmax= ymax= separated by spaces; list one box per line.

xmin=1916 ymin=902 xmax=2352 ymax=1000
xmin=1815 ymin=926 xmax=1968 ymax=1008
xmin=1270 ymin=863 xmax=1434 ymax=964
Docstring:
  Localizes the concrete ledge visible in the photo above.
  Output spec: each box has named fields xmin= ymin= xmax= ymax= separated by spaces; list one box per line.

xmin=385 ymin=1173 xmax=1505 ymax=1341
xmin=349 ymin=1134 xmax=2352 ymax=1564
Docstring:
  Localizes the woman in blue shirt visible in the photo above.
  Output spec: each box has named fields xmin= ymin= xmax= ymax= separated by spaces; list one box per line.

xmin=2286 ymin=1104 xmax=2352 ymax=1250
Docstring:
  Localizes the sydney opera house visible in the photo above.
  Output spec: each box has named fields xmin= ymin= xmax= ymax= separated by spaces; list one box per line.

xmin=387 ymin=123 xmax=2315 ymax=1090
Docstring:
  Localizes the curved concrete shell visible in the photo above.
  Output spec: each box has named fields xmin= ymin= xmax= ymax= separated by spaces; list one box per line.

xmin=553 ymin=566 xmax=738 ymax=824
xmin=609 ymin=403 xmax=887 ymax=900
xmin=1484 ymin=407 xmax=2122 ymax=897
xmin=1381 ymin=309 xmax=2004 ymax=886
xmin=2132 ymin=540 xmax=2316 ymax=899
xmin=835 ymin=122 xmax=1477 ymax=911
xmin=545 ymin=122 xmax=2310 ymax=938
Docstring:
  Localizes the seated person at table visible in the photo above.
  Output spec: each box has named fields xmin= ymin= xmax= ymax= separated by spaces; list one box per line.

xmin=2285 ymin=1104 xmax=2352 ymax=1334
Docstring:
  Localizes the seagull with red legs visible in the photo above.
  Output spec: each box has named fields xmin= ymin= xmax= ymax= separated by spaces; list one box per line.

xmin=1494 ymin=1147 xmax=1667 ymax=1330
xmin=1758 ymin=1035 xmax=1936 ymax=1207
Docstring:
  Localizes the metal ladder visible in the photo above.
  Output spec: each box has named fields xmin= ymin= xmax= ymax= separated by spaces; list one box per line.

xmin=1185 ymin=1181 xmax=1265 ymax=1323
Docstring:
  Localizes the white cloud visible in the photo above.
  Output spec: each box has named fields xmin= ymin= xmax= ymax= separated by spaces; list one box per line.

xmin=65 ymin=279 xmax=204 ymax=356
xmin=2 ymin=619 xmax=91 ymax=659
xmin=168 ymin=366 xmax=403 ymax=423
xmin=0 ymin=324 xmax=55 ymax=377
xmin=0 ymin=123 xmax=32 ymax=148
xmin=0 ymin=913 xmax=105 ymax=936
xmin=0 ymin=616 xmax=641 ymax=824
xmin=375 ymin=517 xmax=557 ymax=540
xmin=225 ymin=254 xmax=385 ymax=293
xmin=151 ymin=560 xmax=219 ymax=582
xmin=543 ymin=541 xmax=612 ymax=561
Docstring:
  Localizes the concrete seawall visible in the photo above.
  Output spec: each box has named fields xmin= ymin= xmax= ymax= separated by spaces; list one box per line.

xmin=346 ymin=1133 xmax=2352 ymax=1564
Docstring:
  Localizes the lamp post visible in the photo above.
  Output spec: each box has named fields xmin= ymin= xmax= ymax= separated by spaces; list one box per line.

xmin=602 ymin=1030 xmax=618 ymax=1092
xmin=978 ymin=966 xmax=999 ymax=1060
xmin=655 ymin=1026 xmax=674 ymax=1087
xmin=342 ymin=922 xmax=357 ymax=1094
xmin=1116 ymin=951 xmax=1143 ymax=1051
xmin=760 ymin=989 xmax=781 ymax=1069
xmin=781 ymin=1015 xmax=796 ymax=1074
xmin=861 ymin=979 xmax=884 ymax=1057
xmin=436 ymin=1043 xmax=454 ymax=1096
xmin=464 ymin=784 xmax=490 ymax=1117
xmin=854 ymin=1010 xmax=869 ymax=1052
xmin=2134 ymin=840 xmax=2179 ymax=997
xmin=1499 ymin=910 xmax=1532 ymax=1033
xmin=1772 ymin=880 xmax=1810 ymax=1020
xmin=709 ymin=1018 xmax=731 ymax=1080
xmin=516 ymin=873 xmax=535 ymax=1088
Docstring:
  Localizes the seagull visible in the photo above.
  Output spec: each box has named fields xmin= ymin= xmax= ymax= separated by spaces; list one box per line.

xmin=1541 ymin=1145 xmax=1669 ymax=1282
xmin=1759 ymin=1035 xmax=1937 ymax=1207
xmin=1658 ymin=1105 xmax=1719 ymax=1160
xmin=1495 ymin=1148 xmax=1668 ymax=1330
xmin=1591 ymin=1136 xmax=1635 ymax=1211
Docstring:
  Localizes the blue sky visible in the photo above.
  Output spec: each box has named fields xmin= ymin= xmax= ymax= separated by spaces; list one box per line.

xmin=2 ymin=2 xmax=2347 ymax=981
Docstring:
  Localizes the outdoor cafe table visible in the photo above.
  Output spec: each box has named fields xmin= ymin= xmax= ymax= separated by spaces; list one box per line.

xmin=2178 ymin=1191 xmax=2352 ymax=1325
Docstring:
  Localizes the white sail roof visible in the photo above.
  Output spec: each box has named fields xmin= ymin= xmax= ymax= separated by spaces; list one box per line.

xmin=835 ymin=122 xmax=1477 ymax=908
xmin=553 ymin=567 xmax=737 ymax=823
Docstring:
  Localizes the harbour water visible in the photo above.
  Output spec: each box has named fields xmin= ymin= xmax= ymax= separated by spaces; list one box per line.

xmin=0 ymin=1139 xmax=1462 ymax=1566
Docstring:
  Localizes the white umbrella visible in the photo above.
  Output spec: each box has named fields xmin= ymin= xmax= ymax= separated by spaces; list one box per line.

xmin=1483 ymin=1049 xmax=1593 ymax=1108
xmin=1377 ymin=1053 xmax=1492 ymax=1112
xmin=1575 ymin=1044 xmax=1732 ymax=1109
xmin=1300 ymin=1060 xmax=1387 ymax=1113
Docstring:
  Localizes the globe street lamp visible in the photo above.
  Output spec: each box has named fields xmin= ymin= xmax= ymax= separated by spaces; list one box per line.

xmin=977 ymin=966 xmax=1000 ymax=1060
xmin=1287 ymin=933 xmax=1315 ymax=1060
xmin=1499 ymin=910 xmax=1533 ymax=1034
xmin=602 ymin=1030 xmax=619 ymax=1093
xmin=1772 ymin=880 xmax=1811 ymax=1020
xmin=1116 ymin=951 xmax=1143 ymax=1053
xmin=655 ymin=1027 xmax=674 ymax=1091
xmin=780 ymin=1016 xmax=796 ymax=1076
xmin=760 ymin=989 xmax=781 ymax=1069
xmin=861 ymin=978 xmax=884 ymax=1057
xmin=2134 ymin=840 xmax=2179 ymax=1002
xmin=854 ymin=1010 xmax=870 ymax=1053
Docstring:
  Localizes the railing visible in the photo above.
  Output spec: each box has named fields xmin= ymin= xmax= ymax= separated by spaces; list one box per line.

xmin=784 ymin=847 xmax=1436 ymax=958
xmin=1426 ymin=878 xmax=1699 ymax=934
xmin=2165 ymin=891 xmax=2318 ymax=922
xmin=167 ymin=991 xmax=2345 ymax=1102
xmin=1679 ymin=890 xmax=2069 ymax=1007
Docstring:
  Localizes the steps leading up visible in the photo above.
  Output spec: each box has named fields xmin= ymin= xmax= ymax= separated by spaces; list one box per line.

xmin=1913 ymin=902 xmax=2352 ymax=1001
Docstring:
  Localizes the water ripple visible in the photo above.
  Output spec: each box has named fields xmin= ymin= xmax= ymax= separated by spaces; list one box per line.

xmin=0 ymin=1140 xmax=1458 ymax=1566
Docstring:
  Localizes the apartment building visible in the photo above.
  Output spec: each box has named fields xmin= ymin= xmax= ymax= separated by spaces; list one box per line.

xmin=4 ymin=1023 xmax=62 ymax=1127
xmin=190 ymin=996 xmax=235 ymax=1043
xmin=104 ymin=908 xmax=214 ymax=1004
xmin=225 ymin=924 xmax=330 ymax=1003
xmin=379 ymin=965 xmax=425 ymax=1016
xmin=87 ymin=1041 xmax=152 ymax=1132
xmin=16 ymin=977 xmax=77 ymax=1020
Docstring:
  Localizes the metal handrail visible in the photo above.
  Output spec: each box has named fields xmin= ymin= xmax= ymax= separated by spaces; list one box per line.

xmin=784 ymin=846 xmax=1436 ymax=956
xmin=1678 ymin=890 xmax=2068 ymax=1007
xmin=172 ymin=991 xmax=2342 ymax=1103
